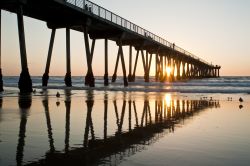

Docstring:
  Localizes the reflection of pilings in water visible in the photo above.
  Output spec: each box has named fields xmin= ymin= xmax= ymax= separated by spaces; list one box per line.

xmin=155 ymin=100 xmax=164 ymax=123
xmin=16 ymin=111 xmax=27 ymax=166
xmin=141 ymin=100 xmax=152 ymax=127
xmin=64 ymin=87 xmax=72 ymax=152
xmin=154 ymin=99 xmax=220 ymax=126
xmin=113 ymin=100 xmax=120 ymax=128
xmin=117 ymin=100 xmax=126 ymax=134
xmin=133 ymin=101 xmax=139 ymax=127
xmin=147 ymin=101 xmax=152 ymax=125
xmin=128 ymin=100 xmax=132 ymax=131
xmin=104 ymin=93 xmax=108 ymax=140
xmin=27 ymin=98 xmax=220 ymax=166
xmin=64 ymin=100 xmax=71 ymax=153
xmin=16 ymin=94 xmax=31 ymax=166
xmin=0 ymin=97 xmax=2 ymax=108
xmin=42 ymin=98 xmax=55 ymax=153
xmin=83 ymin=91 xmax=95 ymax=148
xmin=0 ymin=97 xmax=2 ymax=122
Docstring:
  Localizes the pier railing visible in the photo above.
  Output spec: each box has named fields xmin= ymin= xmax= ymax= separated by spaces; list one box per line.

xmin=66 ymin=0 xmax=212 ymax=66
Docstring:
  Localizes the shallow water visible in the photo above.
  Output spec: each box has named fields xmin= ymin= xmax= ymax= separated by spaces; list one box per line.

xmin=0 ymin=76 xmax=250 ymax=165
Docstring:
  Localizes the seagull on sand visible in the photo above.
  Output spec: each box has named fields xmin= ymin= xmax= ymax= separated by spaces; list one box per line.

xmin=56 ymin=92 xmax=60 ymax=98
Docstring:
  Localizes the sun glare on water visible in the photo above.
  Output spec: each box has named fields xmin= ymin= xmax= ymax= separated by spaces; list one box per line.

xmin=165 ymin=94 xmax=171 ymax=106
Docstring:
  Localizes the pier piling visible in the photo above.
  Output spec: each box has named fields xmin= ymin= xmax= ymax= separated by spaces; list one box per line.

xmin=42 ymin=29 xmax=56 ymax=86
xmin=0 ymin=0 xmax=221 ymax=91
xmin=128 ymin=45 xmax=133 ymax=82
xmin=83 ymin=26 xmax=95 ymax=87
xmin=0 ymin=10 xmax=3 ymax=92
xmin=64 ymin=28 xmax=72 ymax=87
xmin=17 ymin=5 xmax=32 ymax=93
xmin=104 ymin=38 xmax=109 ymax=86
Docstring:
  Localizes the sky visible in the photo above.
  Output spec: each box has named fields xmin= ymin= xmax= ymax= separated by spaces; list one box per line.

xmin=1 ymin=0 xmax=250 ymax=76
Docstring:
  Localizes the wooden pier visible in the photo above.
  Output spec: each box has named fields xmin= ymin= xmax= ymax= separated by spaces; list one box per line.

xmin=0 ymin=0 xmax=221 ymax=92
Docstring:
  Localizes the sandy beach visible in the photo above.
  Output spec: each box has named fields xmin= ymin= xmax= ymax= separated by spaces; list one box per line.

xmin=0 ymin=88 xmax=249 ymax=165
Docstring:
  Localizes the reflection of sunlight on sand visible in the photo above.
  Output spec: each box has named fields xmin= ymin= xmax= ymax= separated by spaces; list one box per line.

xmin=165 ymin=93 xmax=171 ymax=106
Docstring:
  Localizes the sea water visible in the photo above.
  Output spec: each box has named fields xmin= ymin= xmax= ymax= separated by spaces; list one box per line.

xmin=0 ymin=76 xmax=249 ymax=165
xmin=2 ymin=76 xmax=250 ymax=94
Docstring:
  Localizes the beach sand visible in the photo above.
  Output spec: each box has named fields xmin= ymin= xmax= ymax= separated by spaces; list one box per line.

xmin=0 ymin=90 xmax=249 ymax=165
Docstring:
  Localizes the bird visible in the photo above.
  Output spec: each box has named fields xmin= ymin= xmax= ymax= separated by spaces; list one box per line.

xmin=56 ymin=92 xmax=60 ymax=98
xmin=239 ymin=97 xmax=243 ymax=102
xmin=56 ymin=101 xmax=60 ymax=106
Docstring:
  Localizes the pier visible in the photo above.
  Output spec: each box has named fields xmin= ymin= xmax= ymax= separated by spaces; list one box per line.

xmin=0 ymin=0 xmax=221 ymax=92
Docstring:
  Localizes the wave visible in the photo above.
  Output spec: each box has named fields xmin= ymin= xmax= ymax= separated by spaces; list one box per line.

xmin=2 ymin=76 xmax=250 ymax=94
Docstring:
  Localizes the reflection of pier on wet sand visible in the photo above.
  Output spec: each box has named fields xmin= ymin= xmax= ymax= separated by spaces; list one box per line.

xmin=15 ymin=92 xmax=220 ymax=166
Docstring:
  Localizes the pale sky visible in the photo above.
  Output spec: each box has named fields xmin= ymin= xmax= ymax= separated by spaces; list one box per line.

xmin=1 ymin=0 xmax=250 ymax=76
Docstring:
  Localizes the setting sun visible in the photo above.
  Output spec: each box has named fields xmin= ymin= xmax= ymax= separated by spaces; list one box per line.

xmin=166 ymin=67 xmax=172 ymax=76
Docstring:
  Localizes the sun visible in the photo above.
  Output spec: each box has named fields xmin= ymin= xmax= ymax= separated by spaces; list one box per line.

xmin=166 ymin=67 xmax=172 ymax=76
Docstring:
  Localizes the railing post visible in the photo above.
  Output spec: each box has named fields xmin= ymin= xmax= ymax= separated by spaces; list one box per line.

xmin=83 ymin=0 xmax=86 ymax=9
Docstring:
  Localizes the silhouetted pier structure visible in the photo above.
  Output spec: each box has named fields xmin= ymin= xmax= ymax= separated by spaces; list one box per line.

xmin=0 ymin=0 xmax=221 ymax=92
xmin=10 ymin=92 xmax=220 ymax=165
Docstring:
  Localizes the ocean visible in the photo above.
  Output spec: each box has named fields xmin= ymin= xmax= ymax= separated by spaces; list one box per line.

xmin=0 ymin=76 xmax=249 ymax=165
xmin=2 ymin=76 xmax=250 ymax=94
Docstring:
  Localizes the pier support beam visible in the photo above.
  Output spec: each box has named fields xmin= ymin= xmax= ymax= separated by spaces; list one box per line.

xmin=17 ymin=6 xmax=32 ymax=93
xmin=167 ymin=55 xmax=171 ymax=81
xmin=64 ymin=28 xmax=72 ymax=87
xmin=155 ymin=54 xmax=159 ymax=81
xmin=111 ymin=46 xmax=120 ymax=83
xmin=140 ymin=50 xmax=146 ymax=82
xmin=132 ymin=50 xmax=139 ymax=81
xmin=187 ymin=63 xmax=190 ymax=78
xmin=85 ymin=39 xmax=95 ymax=85
xmin=148 ymin=53 xmax=153 ymax=81
xmin=118 ymin=41 xmax=128 ymax=86
xmin=217 ymin=68 xmax=220 ymax=77
xmin=164 ymin=56 xmax=167 ymax=81
xmin=42 ymin=29 xmax=56 ymax=86
xmin=0 ymin=10 xmax=3 ymax=92
xmin=83 ymin=26 xmax=95 ymax=87
xmin=144 ymin=52 xmax=152 ymax=82
xmin=104 ymin=38 xmax=109 ymax=86
xmin=128 ymin=45 xmax=133 ymax=82
xmin=111 ymin=41 xmax=128 ymax=86
xmin=159 ymin=56 xmax=164 ymax=82
xmin=176 ymin=60 xmax=181 ymax=80
xmin=145 ymin=51 xmax=149 ymax=82
xmin=182 ymin=61 xmax=186 ymax=79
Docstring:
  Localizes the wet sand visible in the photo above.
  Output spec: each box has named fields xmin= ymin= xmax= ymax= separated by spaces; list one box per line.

xmin=0 ymin=90 xmax=249 ymax=165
